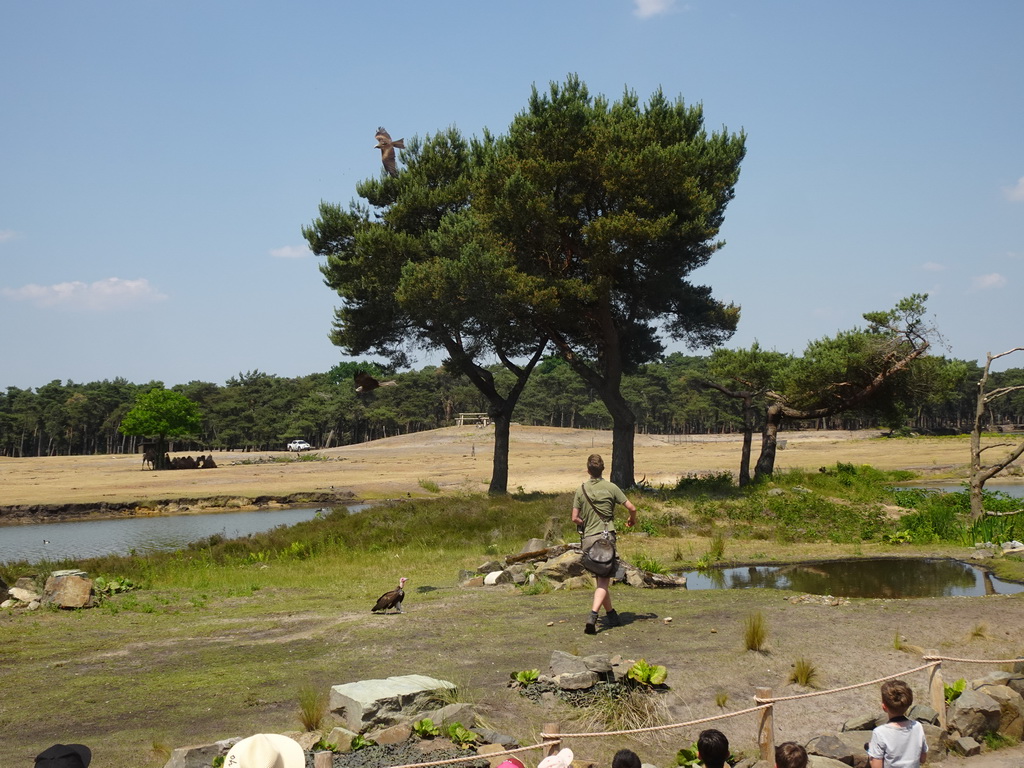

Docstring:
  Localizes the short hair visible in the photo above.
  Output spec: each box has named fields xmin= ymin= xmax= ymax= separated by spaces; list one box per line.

xmin=881 ymin=679 xmax=913 ymax=715
xmin=775 ymin=742 xmax=808 ymax=768
xmin=587 ymin=453 xmax=605 ymax=477
xmin=697 ymin=729 xmax=730 ymax=768
xmin=612 ymin=749 xmax=641 ymax=768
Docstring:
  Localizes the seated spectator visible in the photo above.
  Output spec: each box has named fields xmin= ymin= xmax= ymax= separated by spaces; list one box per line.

xmin=775 ymin=742 xmax=808 ymax=768
xmin=698 ymin=729 xmax=730 ymax=768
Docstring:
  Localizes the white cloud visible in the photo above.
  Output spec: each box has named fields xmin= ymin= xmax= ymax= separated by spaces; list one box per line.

xmin=1 ymin=277 xmax=167 ymax=311
xmin=0 ymin=229 xmax=17 ymax=243
xmin=1004 ymin=177 xmax=1024 ymax=202
xmin=971 ymin=273 xmax=1007 ymax=291
xmin=270 ymin=245 xmax=311 ymax=259
xmin=921 ymin=261 xmax=946 ymax=272
xmin=633 ymin=0 xmax=676 ymax=19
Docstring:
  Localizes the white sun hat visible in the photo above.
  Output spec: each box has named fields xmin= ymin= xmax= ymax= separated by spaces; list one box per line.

xmin=225 ymin=733 xmax=305 ymax=768
xmin=537 ymin=748 xmax=574 ymax=768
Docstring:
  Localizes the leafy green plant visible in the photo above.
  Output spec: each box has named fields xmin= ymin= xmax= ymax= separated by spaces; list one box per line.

xmin=350 ymin=734 xmax=377 ymax=751
xmin=412 ymin=718 xmax=441 ymax=738
xmin=632 ymin=551 xmax=666 ymax=574
xmin=93 ymin=576 xmax=138 ymax=596
xmin=212 ymin=756 xmax=225 ymax=768
xmin=787 ymin=657 xmax=819 ymax=688
xmin=514 ymin=669 xmax=540 ymax=685
xmin=944 ymin=678 xmax=966 ymax=705
xmin=675 ymin=743 xmax=701 ymax=767
xmin=626 ymin=658 xmax=668 ymax=687
xmin=743 ymin=611 xmax=768 ymax=652
xmin=446 ymin=722 xmax=479 ymax=748
xmin=312 ymin=739 xmax=339 ymax=752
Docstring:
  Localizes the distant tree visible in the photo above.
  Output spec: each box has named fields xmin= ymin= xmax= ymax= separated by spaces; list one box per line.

xmin=753 ymin=295 xmax=936 ymax=480
xmin=474 ymin=75 xmax=746 ymax=487
xmin=119 ymin=388 xmax=202 ymax=469
xmin=969 ymin=347 xmax=1024 ymax=519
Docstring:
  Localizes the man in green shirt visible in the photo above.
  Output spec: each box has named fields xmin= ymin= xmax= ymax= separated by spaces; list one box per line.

xmin=572 ymin=453 xmax=637 ymax=635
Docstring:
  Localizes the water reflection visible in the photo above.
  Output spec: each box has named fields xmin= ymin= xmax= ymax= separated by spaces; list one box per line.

xmin=0 ymin=504 xmax=369 ymax=564
xmin=679 ymin=558 xmax=1024 ymax=598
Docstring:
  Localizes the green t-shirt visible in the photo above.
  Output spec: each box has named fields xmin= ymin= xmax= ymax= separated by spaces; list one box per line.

xmin=573 ymin=477 xmax=628 ymax=538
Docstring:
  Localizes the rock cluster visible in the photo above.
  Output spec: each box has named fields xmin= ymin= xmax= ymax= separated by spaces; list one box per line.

xmin=163 ymin=674 xmax=514 ymax=768
xmin=458 ymin=538 xmax=686 ymax=590
xmin=0 ymin=570 xmax=96 ymax=610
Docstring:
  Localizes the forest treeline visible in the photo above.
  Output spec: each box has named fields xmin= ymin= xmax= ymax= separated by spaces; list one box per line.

xmin=3 ymin=355 xmax=1023 ymax=458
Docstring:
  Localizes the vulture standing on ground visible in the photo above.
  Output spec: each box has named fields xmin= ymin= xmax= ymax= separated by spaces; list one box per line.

xmin=372 ymin=576 xmax=408 ymax=613
xmin=354 ymin=370 xmax=397 ymax=393
xmin=375 ymin=127 xmax=405 ymax=177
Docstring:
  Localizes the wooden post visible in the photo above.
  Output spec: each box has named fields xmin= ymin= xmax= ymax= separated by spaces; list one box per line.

xmin=926 ymin=653 xmax=947 ymax=730
xmin=756 ymin=687 xmax=775 ymax=764
xmin=314 ymin=751 xmax=333 ymax=768
xmin=543 ymin=722 xmax=561 ymax=758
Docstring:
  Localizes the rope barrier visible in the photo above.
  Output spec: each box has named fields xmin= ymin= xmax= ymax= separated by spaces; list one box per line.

xmin=755 ymin=662 xmax=940 ymax=704
xmin=388 ymin=741 xmax=561 ymax=768
xmin=923 ymin=655 xmax=1024 ymax=664
xmin=540 ymin=702 xmax=772 ymax=739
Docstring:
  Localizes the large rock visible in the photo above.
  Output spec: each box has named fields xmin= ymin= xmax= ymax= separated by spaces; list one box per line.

xmin=535 ymin=550 xmax=587 ymax=582
xmin=806 ymin=731 xmax=871 ymax=768
xmin=9 ymin=577 xmax=41 ymax=602
xmin=162 ymin=738 xmax=238 ymax=768
xmin=808 ymin=757 xmax=850 ymax=768
xmin=948 ymin=687 xmax=1001 ymax=739
xmin=971 ymin=683 xmax=1024 ymax=740
xmin=483 ymin=570 xmax=513 ymax=586
xmin=43 ymin=571 xmax=95 ymax=609
xmin=842 ymin=712 xmax=882 ymax=732
xmin=329 ymin=675 xmax=456 ymax=733
xmin=974 ymin=671 xmax=1024 ymax=700
xmin=549 ymin=650 xmax=588 ymax=676
xmin=417 ymin=702 xmax=476 ymax=728
xmin=326 ymin=726 xmax=358 ymax=752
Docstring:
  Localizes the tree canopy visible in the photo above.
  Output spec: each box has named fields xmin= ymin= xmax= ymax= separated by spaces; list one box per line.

xmin=472 ymin=75 xmax=747 ymax=486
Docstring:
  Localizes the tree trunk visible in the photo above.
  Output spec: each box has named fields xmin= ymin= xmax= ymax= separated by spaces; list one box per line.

xmin=602 ymin=388 xmax=636 ymax=488
xmin=754 ymin=403 xmax=783 ymax=482
xmin=739 ymin=392 xmax=754 ymax=487
xmin=489 ymin=408 xmax=513 ymax=495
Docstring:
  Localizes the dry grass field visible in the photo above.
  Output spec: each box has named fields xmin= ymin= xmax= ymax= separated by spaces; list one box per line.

xmin=0 ymin=426 xmax=995 ymax=511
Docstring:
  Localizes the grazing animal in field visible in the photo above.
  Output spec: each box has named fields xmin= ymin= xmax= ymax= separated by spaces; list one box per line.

xmin=142 ymin=447 xmax=158 ymax=470
xmin=374 ymin=127 xmax=405 ymax=177
xmin=354 ymin=370 xmax=398 ymax=393
xmin=372 ymin=576 xmax=408 ymax=614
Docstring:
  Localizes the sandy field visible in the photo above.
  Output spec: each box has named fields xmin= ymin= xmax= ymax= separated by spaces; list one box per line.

xmin=0 ymin=426 xmax=990 ymax=511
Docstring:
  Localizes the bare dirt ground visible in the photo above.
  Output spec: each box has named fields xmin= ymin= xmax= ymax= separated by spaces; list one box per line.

xmin=0 ymin=426 xmax=996 ymax=511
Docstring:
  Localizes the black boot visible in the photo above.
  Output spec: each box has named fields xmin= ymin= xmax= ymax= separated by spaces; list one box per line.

xmin=604 ymin=609 xmax=620 ymax=627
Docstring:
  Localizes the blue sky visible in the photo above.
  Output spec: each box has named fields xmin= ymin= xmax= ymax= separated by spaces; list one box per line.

xmin=2 ymin=1 xmax=1022 ymax=389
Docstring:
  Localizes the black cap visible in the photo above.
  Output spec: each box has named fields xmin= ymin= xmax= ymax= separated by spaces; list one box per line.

xmin=35 ymin=744 xmax=92 ymax=768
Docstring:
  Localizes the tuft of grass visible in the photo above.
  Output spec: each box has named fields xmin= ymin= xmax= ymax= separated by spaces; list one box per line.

xmin=519 ymin=576 xmax=553 ymax=595
xmin=715 ymin=690 xmax=729 ymax=708
xmin=743 ymin=611 xmax=768 ymax=652
xmin=969 ymin=622 xmax=990 ymax=640
xmin=296 ymin=683 xmax=328 ymax=732
xmin=787 ymin=657 xmax=819 ymax=688
xmin=632 ymin=551 xmax=667 ymax=574
xmin=893 ymin=630 xmax=904 ymax=651
xmin=569 ymin=684 xmax=668 ymax=735
xmin=418 ymin=478 xmax=441 ymax=493
xmin=709 ymin=533 xmax=726 ymax=560
xmin=983 ymin=732 xmax=1018 ymax=750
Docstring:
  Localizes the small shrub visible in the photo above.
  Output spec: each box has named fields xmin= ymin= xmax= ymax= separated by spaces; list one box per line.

xmin=350 ymin=735 xmax=377 ymax=751
xmin=446 ymin=722 xmax=479 ymax=748
xmin=743 ymin=611 xmax=768 ymax=652
xmin=312 ymin=739 xmax=339 ymax=752
xmin=787 ymin=657 xmax=819 ymax=688
xmin=632 ymin=551 xmax=667 ymax=574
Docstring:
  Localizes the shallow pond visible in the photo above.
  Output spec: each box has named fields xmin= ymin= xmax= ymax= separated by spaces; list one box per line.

xmin=0 ymin=504 xmax=369 ymax=564
xmin=678 ymin=557 xmax=1024 ymax=598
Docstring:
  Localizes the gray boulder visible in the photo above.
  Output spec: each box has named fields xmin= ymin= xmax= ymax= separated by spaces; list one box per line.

xmin=476 ymin=560 xmax=503 ymax=574
xmin=535 ymin=550 xmax=587 ymax=582
xmin=554 ymin=671 xmax=599 ymax=690
xmin=842 ymin=712 xmax=882 ymax=731
xmin=948 ymin=736 xmax=981 ymax=757
xmin=948 ymin=687 xmax=1001 ymax=739
xmin=971 ymin=683 xmax=1024 ymax=740
xmin=483 ymin=571 xmax=513 ymax=585
xmin=549 ymin=650 xmax=588 ymax=676
xmin=326 ymin=726 xmax=358 ymax=751
xmin=973 ymin=671 xmax=1024 ymax=700
xmin=9 ymin=578 xmax=41 ymax=602
xmin=417 ymin=702 xmax=476 ymax=728
xmin=806 ymin=731 xmax=871 ymax=768
xmin=908 ymin=703 xmax=939 ymax=725
xmin=329 ymin=674 xmax=456 ymax=732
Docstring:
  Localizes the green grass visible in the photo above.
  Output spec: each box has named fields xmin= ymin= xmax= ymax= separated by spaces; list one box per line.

xmin=787 ymin=657 xmax=819 ymax=688
xmin=418 ymin=478 xmax=441 ymax=493
xmin=743 ymin=611 xmax=768 ymax=652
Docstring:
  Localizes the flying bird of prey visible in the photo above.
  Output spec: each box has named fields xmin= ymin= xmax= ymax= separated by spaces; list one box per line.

xmin=372 ymin=576 xmax=408 ymax=614
xmin=354 ymin=370 xmax=397 ymax=394
xmin=374 ymin=127 xmax=405 ymax=177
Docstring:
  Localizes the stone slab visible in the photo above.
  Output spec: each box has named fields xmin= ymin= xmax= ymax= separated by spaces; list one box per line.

xmin=329 ymin=674 xmax=456 ymax=732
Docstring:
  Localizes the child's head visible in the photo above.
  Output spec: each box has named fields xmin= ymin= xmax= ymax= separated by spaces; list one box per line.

xmin=774 ymin=742 xmax=807 ymax=768
xmin=612 ymin=749 xmax=641 ymax=768
xmin=697 ymin=729 xmax=730 ymax=768
xmin=880 ymin=679 xmax=914 ymax=716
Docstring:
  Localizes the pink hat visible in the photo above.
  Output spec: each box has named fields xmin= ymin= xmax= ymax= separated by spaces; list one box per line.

xmin=497 ymin=759 xmax=526 ymax=768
